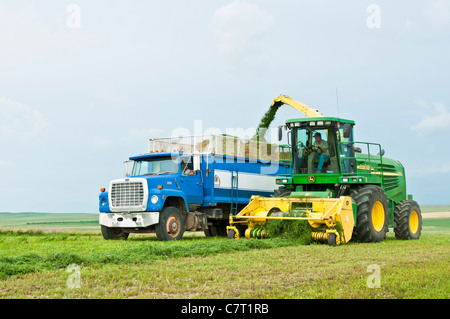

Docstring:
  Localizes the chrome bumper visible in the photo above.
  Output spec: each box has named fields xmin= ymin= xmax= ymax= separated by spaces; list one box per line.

xmin=99 ymin=212 xmax=160 ymax=228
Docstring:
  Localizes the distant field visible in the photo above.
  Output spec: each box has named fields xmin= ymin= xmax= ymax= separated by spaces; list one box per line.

xmin=1 ymin=204 xmax=448 ymax=230
xmin=0 ymin=207 xmax=449 ymax=235
xmin=0 ymin=213 xmax=99 ymax=231
xmin=422 ymin=218 xmax=450 ymax=233
xmin=421 ymin=205 xmax=450 ymax=213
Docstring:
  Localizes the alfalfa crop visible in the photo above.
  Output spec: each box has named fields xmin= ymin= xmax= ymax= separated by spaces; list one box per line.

xmin=261 ymin=212 xmax=313 ymax=245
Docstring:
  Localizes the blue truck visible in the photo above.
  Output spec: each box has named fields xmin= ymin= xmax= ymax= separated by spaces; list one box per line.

xmin=98 ymin=135 xmax=288 ymax=240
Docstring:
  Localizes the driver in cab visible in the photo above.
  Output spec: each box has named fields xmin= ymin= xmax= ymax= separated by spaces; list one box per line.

xmin=307 ymin=132 xmax=329 ymax=174
xmin=182 ymin=161 xmax=196 ymax=176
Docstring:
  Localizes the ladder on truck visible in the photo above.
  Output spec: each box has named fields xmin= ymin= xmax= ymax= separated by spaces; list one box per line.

xmin=230 ymin=168 xmax=239 ymax=215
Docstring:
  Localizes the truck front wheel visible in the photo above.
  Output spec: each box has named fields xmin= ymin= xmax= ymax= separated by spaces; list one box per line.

xmin=155 ymin=207 xmax=185 ymax=241
xmin=101 ymin=225 xmax=129 ymax=240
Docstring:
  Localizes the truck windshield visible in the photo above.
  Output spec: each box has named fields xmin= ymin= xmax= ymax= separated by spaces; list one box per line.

xmin=132 ymin=156 xmax=179 ymax=176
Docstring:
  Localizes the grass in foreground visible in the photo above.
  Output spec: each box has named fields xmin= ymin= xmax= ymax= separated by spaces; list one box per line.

xmin=0 ymin=230 xmax=448 ymax=298
xmin=0 ymin=230 xmax=307 ymax=280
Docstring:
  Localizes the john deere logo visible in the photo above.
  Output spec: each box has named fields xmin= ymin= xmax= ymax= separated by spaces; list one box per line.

xmin=308 ymin=175 xmax=316 ymax=183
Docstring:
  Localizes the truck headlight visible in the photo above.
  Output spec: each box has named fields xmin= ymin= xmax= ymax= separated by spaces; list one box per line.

xmin=151 ymin=195 xmax=159 ymax=204
xmin=101 ymin=198 xmax=107 ymax=206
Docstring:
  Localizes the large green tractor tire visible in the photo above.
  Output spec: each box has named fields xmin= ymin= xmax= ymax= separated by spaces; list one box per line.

xmin=394 ymin=200 xmax=422 ymax=240
xmin=101 ymin=225 xmax=129 ymax=240
xmin=350 ymin=185 xmax=389 ymax=243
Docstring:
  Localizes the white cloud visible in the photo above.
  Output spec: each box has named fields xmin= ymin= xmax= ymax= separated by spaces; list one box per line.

xmin=0 ymin=98 xmax=50 ymax=138
xmin=436 ymin=163 xmax=450 ymax=174
xmin=409 ymin=162 xmax=450 ymax=177
xmin=404 ymin=0 xmax=450 ymax=35
xmin=0 ymin=6 xmax=91 ymax=67
xmin=92 ymin=128 xmax=165 ymax=150
xmin=91 ymin=137 xmax=114 ymax=149
xmin=411 ymin=101 xmax=450 ymax=136
xmin=0 ymin=160 xmax=10 ymax=167
xmin=211 ymin=0 xmax=274 ymax=68
xmin=127 ymin=128 xmax=165 ymax=141
xmin=425 ymin=0 xmax=450 ymax=32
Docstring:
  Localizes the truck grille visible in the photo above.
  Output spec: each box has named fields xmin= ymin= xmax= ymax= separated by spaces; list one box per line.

xmin=110 ymin=181 xmax=145 ymax=208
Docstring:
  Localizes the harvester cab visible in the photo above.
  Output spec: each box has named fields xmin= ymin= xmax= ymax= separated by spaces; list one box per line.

xmin=227 ymin=96 xmax=422 ymax=246
xmin=289 ymin=117 xmax=356 ymax=176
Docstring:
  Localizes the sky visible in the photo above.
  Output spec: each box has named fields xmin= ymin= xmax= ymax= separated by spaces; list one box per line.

xmin=0 ymin=0 xmax=449 ymax=213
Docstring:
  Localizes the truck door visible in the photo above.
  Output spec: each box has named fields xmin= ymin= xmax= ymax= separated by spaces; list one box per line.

xmin=180 ymin=155 xmax=203 ymax=205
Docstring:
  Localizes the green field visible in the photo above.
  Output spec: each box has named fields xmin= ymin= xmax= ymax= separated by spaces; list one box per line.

xmin=422 ymin=218 xmax=450 ymax=233
xmin=421 ymin=205 xmax=450 ymax=213
xmin=0 ymin=210 xmax=449 ymax=299
xmin=0 ymin=213 xmax=99 ymax=231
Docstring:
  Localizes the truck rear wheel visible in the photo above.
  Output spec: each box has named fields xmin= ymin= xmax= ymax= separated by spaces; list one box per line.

xmin=204 ymin=227 xmax=212 ymax=237
xmin=216 ymin=222 xmax=228 ymax=236
xmin=350 ymin=185 xmax=389 ymax=243
xmin=101 ymin=225 xmax=129 ymax=240
xmin=394 ymin=200 xmax=422 ymax=240
xmin=155 ymin=207 xmax=185 ymax=241
xmin=208 ymin=221 xmax=228 ymax=237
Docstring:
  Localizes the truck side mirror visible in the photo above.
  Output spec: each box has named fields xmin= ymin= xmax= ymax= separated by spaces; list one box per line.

xmin=123 ymin=160 xmax=133 ymax=177
xmin=278 ymin=126 xmax=283 ymax=141
xmin=378 ymin=149 xmax=385 ymax=156
xmin=343 ymin=123 xmax=352 ymax=139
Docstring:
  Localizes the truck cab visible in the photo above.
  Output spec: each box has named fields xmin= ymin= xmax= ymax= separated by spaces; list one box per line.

xmin=99 ymin=152 xmax=206 ymax=241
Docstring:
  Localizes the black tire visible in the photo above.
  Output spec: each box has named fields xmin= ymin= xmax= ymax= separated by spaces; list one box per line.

xmin=328 ymin=233 xmax=337 ymax=246
xmin=208 ymin=224 xmax=219 ymax=236
xmin=101 ymin=225 xmax=129 ymax=240
xmin=208 ymin=221 xmax=228 ymax=237
xmin=203 ymin=227 xmax=212 ymax=237
xmin=227 ymin=229 xmax=236 ymax=240
xmin=394 ymin=200 xmax=422 ymax=240
xmin=273 ymin=186 xmax=291 ymax=197
xmin=349 ymin=185 xmax=389 ymax=243
xmin=217 ymin=224 xmax=228 ymax=237
xmin=155 ymin=207 xmax=185 ymax=241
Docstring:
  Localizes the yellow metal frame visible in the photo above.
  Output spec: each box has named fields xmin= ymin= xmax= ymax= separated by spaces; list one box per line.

xmin=271 ymin=95 xmax=323 ymax=118
xmin=228 ymin=195 xmax=355 ymax=245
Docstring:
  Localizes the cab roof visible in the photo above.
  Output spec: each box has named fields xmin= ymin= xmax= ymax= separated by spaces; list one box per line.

xmin=286 ymin=117 xmax=355 ymax=125
xmin=129 ymin=152 xmax=177 ymax=160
